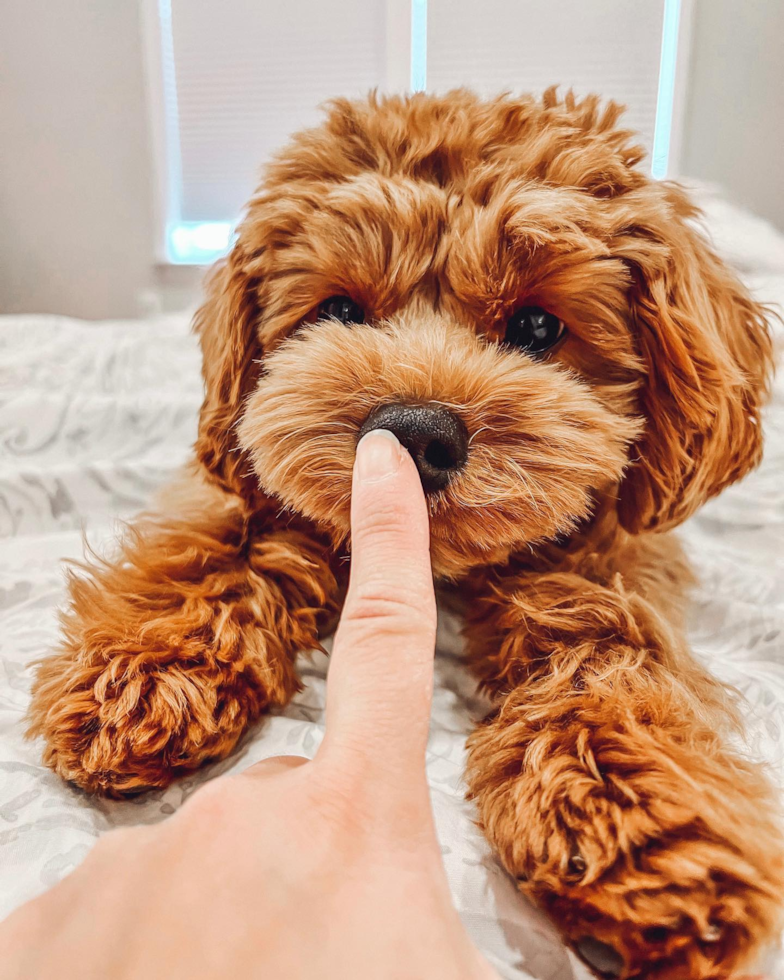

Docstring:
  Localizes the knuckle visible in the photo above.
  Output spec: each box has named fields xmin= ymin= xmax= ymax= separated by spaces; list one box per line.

xmin=180 ymin=776 xmax=239 ymax=824
xmin=353 ymin=495 xmax=411 ymax=530
xmin=306 ymin=763 xmax=374 ymax=839
xmin=352 ymin=505 xmax=425 ymax=551
xmin=346 ymin=585 xmax=436 ymax=633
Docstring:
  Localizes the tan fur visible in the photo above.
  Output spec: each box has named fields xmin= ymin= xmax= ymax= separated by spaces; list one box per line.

xmin=27 ymin=89 xmax=782 ymax=977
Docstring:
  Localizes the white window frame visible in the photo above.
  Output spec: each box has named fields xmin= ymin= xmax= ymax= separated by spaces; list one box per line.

xmin=140 ymin=0 xmax=691 ymax=266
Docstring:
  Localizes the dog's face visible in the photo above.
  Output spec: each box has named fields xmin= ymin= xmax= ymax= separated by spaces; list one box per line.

xmin=195 ymin=90 xmax=772 ymax=578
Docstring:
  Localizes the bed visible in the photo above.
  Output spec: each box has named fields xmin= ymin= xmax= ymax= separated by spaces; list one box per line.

xmin=2 ymin=186 xmax=783 ymax=979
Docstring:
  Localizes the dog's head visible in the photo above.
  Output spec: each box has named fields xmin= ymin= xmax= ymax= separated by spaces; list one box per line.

xmin=194 ymin=90 xmax=773 ymax=578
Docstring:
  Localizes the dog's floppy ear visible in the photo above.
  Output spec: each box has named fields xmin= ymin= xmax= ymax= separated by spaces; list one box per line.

xmin=617 ymin=185 xmax=774 ymax=533
xmin=193 ymin=246 xmax=263 ymax=498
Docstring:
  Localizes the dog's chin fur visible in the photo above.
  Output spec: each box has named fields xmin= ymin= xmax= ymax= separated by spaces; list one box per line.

xmin=238 ymin=311 xmax=640 ymax=578
xmin=27 ymin=88 xmax=784 ymax=979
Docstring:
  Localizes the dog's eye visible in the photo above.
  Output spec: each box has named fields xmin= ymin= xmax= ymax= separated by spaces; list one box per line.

xmin=318 ymin=295 xmax=365 ymax=325
xmin=505 ymin=306 xmax=565 ymax=356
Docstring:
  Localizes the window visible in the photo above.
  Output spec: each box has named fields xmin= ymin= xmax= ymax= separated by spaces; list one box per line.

xmin=143 ymin=0 xmax=689 ymax=264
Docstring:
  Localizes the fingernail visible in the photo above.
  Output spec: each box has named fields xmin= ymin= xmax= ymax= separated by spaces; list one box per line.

xmin=356 ymin=429 xmax=402 ymax=483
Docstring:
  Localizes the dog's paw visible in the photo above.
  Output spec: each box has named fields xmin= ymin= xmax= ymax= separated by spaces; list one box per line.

xmin=523 ymin=832 xmax=781 ymax=980
xmin=29 ymin=652 xmax=256 ymax=796
xmin=467 ymin=705 xmax=784 ymax=979
xmin=27 ymin=627 xmax=295 ymax=796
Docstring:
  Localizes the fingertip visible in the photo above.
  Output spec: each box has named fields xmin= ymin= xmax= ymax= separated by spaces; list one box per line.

xmin=355 ymin=429 xmax=405 ymax=484
xmin=350 ymin=426 xmax=430 ymax=555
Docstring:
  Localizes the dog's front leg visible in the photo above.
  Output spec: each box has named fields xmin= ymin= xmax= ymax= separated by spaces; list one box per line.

xmin=27 ymin=478 xmax=343 ymax=797
xmin=463 ymin=568 xmax=783 ymax=979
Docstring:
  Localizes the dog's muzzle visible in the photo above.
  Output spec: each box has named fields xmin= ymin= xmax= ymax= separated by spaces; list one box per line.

xmin=359 ymin=403 xmax=468 ymax=493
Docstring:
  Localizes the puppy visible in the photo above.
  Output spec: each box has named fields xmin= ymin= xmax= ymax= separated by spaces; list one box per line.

xmin=28 ymin=90 xmax=783 ymax=978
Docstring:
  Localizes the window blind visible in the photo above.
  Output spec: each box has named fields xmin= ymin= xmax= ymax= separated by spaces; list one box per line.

xmin=151 ymin=0 xmax=683 ymax=263
xmin=428 ymin=0 xmax=665 ymax=161
xmin=171 ymin=0 xmax=387 ymax=224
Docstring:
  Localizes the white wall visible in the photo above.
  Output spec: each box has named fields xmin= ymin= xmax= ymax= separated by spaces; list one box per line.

xmin=0 ymin=0 xmax=171 ymax=319
xmin=680 ymin=0 xmax=784 ymax=230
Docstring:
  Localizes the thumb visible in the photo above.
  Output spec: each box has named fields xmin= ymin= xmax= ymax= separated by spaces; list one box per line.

xmin=318 ymin=428 xmax=437 ymax=783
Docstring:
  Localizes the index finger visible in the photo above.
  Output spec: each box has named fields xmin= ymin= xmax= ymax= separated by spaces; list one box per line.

xmin=318 ymin=429 xmax=437 ymax=782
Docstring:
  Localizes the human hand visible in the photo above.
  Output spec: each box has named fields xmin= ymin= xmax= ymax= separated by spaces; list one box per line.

xmin=0 ymin=429 xmax=498 ymax=980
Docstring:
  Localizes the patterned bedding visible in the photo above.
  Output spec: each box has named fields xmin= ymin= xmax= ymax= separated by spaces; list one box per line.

xmin=1 ymin=188 xmax=783 ymax=978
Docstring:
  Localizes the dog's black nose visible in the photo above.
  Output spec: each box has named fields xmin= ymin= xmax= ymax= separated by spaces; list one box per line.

xmin=359 ymin=403 xmax=468 ymax=493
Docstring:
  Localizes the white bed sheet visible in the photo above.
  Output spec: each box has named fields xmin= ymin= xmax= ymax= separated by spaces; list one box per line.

xmin=1 ymin=187 xmax=783 ymax=979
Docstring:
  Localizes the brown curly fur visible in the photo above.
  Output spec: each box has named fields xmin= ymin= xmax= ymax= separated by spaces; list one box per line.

xmin=27 ymin=89 xmax=783 ymax=977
